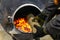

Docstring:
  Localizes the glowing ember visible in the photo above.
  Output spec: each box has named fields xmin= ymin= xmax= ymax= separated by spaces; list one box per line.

xmin=14 ymin=18 xmax=32 ymax=33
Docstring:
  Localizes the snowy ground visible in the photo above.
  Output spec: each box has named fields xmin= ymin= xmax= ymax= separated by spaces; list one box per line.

xmin=0 ymin=24 xmax=13 ymax=40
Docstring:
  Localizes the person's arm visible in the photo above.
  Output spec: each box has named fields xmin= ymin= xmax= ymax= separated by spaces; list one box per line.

xmin=42 ymin=3 xmax=58 ymax=23
xmin=33 ymin=2 xmax=58 ymax=38
xmin=45 ymin=14 xmax=60 ymax=40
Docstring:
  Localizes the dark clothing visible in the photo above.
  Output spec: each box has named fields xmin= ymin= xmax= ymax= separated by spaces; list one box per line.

xmin=34 ymin=2 xmax=60 ymax=40
xmin=45 ymin=14 xmax=60 ymax=40
xmin=42 ymin=3 xmax=58 ymax=22
xmin=43 ymin=2 xmax=60 ymax=40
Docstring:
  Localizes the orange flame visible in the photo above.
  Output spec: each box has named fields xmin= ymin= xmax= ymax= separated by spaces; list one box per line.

xmin=14 ymin=18 xmax=32 ymax=33
xmin=54 ymin=0 xmax=59 ymax=5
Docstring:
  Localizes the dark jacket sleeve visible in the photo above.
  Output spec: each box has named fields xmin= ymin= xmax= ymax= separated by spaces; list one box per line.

xmin=45 ymin=14 xmax=60 ymax=40
xmin=42 ymin=3 xmax=58 ymax=23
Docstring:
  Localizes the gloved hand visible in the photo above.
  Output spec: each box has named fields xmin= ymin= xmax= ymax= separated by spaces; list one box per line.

xmin=33 ymin=25 xmax=46 ymax=38
xmin=27 ymin=14 xmax=47 ymax=38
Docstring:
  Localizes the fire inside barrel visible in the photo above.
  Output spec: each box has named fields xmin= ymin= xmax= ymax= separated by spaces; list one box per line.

xmin=13 ymin=5 xmax=41 ymax=34
xmin=14 ymin=18 xmax=32 ymax=33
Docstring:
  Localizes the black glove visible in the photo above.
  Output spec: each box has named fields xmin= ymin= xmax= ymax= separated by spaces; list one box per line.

xmin=33 ymin=25 xmax=46 ymax=38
